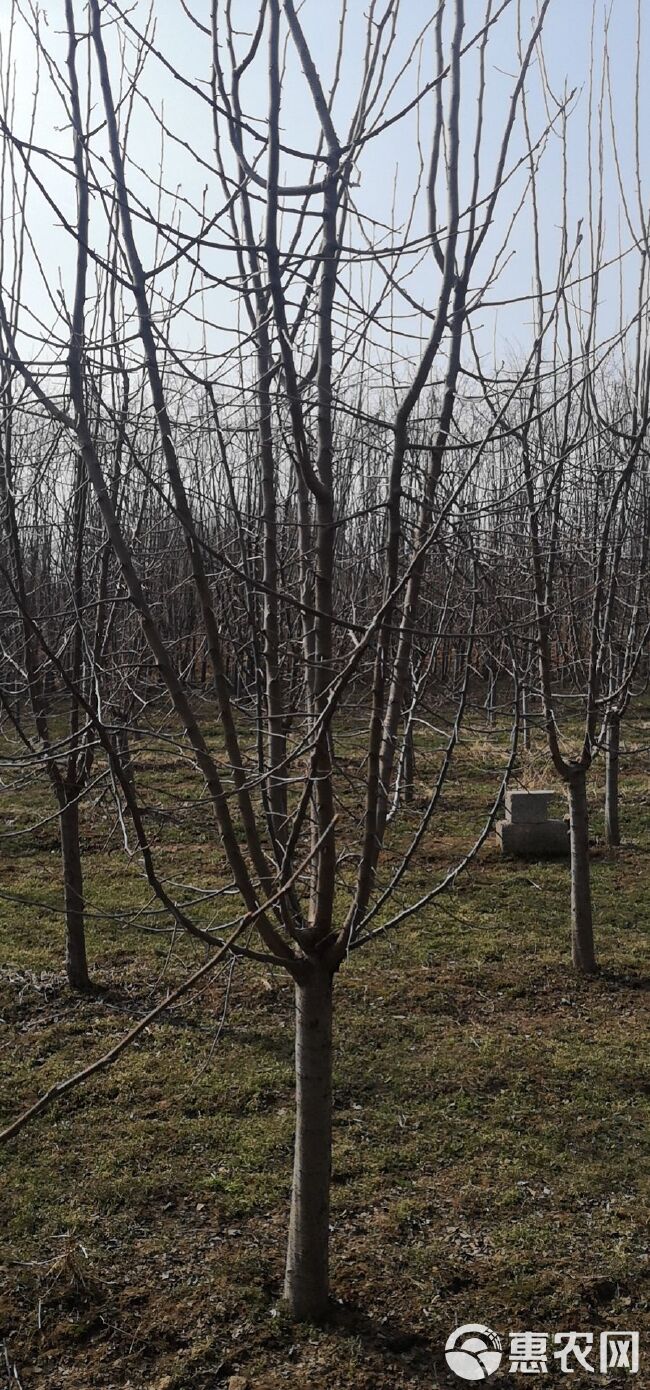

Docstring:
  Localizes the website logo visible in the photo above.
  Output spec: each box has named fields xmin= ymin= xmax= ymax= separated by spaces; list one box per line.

xmin=445 ymin=1324 xmax=503 ymax=1380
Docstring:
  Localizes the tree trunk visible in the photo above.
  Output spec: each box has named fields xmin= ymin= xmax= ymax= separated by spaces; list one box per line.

xmin=284 ymin=964 xmax=333 ymax=1320
xmin=604 ymin=712 xmax=621 ymax=847
xmin=403 ymin=722 xmax=415 ymax=804
xmin=522 ymin=684 xmax=531 ymax=751
xmin=115 ymin=719 xmax=136 ymax=797
xmin=486 ymin=669 xmax=495 ymax=727
xmin=567 ymin=771 xmax=597 ymax=974
xmin=60 ymin=796 xmax=91 ymax=992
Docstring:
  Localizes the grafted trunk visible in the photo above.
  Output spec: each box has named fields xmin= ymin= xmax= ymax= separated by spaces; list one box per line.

xmin=604 ymin=712 xmax=621 ymax=847
xmin=284 ymin=964 xmax=333 ymax=1320
xmin=60 ymin=795 xmax=91 ymax=992
xmin=567 ymin=771 xmax=597 ymax=975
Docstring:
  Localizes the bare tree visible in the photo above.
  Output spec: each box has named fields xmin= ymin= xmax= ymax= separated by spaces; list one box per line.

xmin=2 ymin=0 xmax=614 ymax=1320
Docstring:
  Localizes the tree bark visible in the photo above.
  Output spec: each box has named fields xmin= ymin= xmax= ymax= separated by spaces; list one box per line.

xmin=284 ymin=964 xmax=333 ymax=1320
xmin=59 ymin=795 xmax=91 ymax=992
xmin=604 ymin=712 xmax=621 ymax=847
xmin=567 ymin=771 xmax=597 ymax=974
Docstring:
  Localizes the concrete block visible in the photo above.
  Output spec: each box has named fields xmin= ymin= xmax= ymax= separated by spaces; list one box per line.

xmin=505 ymin=789 xmax=556 ymax=824
xmin=496 ymin=817 xmax=569 ymax=858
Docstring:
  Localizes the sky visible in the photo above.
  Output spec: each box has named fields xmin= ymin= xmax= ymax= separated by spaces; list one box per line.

xmin=0 ymin=0 xmax=648 ymax=403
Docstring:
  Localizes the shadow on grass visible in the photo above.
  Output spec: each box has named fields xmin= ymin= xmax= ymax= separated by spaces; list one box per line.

xmin=598 ymin=968 xmax=650 ymax=991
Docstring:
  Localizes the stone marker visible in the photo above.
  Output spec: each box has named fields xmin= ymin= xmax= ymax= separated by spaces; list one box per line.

xmin=505 ymin=789 xmax=554 ymax=823
xmin=497 ymin=788 xmax=569 ymax=858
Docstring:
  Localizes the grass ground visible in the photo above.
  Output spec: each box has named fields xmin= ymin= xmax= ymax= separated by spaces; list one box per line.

xmin=0 ymin=705 xmax=649 ymax=1388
